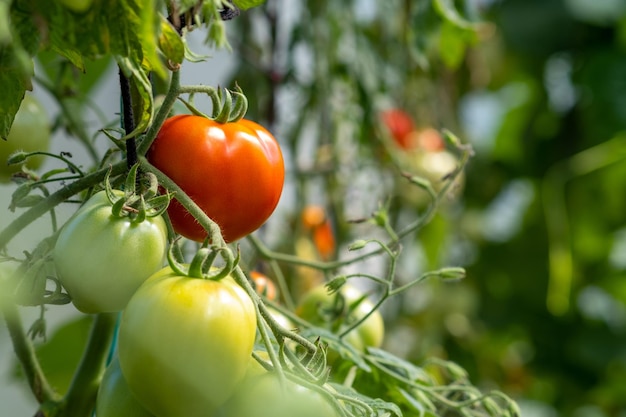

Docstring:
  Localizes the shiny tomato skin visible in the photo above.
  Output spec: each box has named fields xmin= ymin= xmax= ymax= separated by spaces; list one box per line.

xmin=1 ymin=94 xmax=51 ymax=182
xmin=147 ymin=115 xmax=285 ymax=242
xmin=117 ymin=267 xmax=257 ymax=417
xmin=53 ymin=190 xmax=168 ymax=314
xmin=96 ymin=357 xmax=154 ymax=417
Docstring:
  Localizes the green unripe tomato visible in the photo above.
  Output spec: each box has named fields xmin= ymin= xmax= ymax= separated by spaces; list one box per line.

xmin=296 ymin=284 xmax=385 ymax=351
xmin=1 ymin=95 xmax=50 ymax=182
xmin=53 ymin=190 xmax=168 ymax=313
xmin=96 ymin=357 xmax=154 ymax=417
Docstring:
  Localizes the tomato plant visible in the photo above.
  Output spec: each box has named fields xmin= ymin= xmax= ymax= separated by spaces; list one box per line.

xmin=0 ymin=94 xmax=51 ymax=182
xmin=96 ymin=357 xmax=154 ymax=417
xmin=53 ymin=190 xmax=168 ymax=313
xmin=147 ymin=115 xmax=285 ymax=243
xmin=117 ymin=265 xmax=257 ymax=417
xmin=296 ymin=284 xmax=385 ymax=351
xmin=0 ymin=2 xmax=523 ymax=417
xmin=381 ymin=109 xmax=415 ymax=150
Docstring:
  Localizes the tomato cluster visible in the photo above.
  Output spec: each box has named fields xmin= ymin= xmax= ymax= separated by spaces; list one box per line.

xmin=381 ymin=109 xmax=464 ymax=206
xmin=48 ymin=110 xmax=386 ymax=417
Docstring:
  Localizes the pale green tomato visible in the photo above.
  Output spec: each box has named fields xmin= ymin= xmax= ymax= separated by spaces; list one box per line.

xmin=96 ymin=357 xmax=154 ymax=417
xmin=54 ymin=190 xmax=168 ymax=313
xmin=117 ymin=268 xmax=257 ymax=417
xmin=1 ymin=95 xmax=50 ymax=182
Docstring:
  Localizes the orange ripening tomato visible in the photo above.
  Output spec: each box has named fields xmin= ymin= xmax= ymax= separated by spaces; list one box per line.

xmin=148 ymin=115 xmax=285 ymax=242
xmin=404 ymin=128 xmax=445 ymax=152
xmin=380 ymin=109 xmax=415 ymax=150
xmin=301 ymin=206 xmax=335 ymax=261
xmin=250 ymin=271 xmax=278 ymax=301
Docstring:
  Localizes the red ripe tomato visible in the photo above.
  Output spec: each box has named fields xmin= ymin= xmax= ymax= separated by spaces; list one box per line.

xmin=147 ymin=115 xmax=285 ymax=242
xmin=381 ymin=109 xmax=415 ymax=150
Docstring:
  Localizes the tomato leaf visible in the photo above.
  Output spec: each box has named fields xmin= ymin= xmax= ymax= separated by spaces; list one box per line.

xmin=159 ymin=17 xmax=185 ymax=66
xmin=232 ymin=0 xmax=265 ymax=10
xmin=329 ymin=382 xmax=403 ymax=417
xmin=117 ymin=56 xmax=154 ymax=139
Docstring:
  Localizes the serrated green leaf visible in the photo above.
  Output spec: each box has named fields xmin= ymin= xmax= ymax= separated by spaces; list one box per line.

xmin=329 ymin=382 xmax=403 ymax=417
xmin=117 ymin=56 xmax=154 ymax=138
xmin=159 ymin=16 xmax=185 ymax=66
xmin=0 ymin=63 xmax=28 ymax=139
xmin=232 ymin=0 xmax=265 ymax=10
xmin=366 ymin=347 xmax=435 ymax=384
xmin=300 ymin=327 xmax=372 ymax=372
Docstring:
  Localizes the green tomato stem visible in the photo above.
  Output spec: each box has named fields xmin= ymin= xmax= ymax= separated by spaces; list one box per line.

xmin=62 ymin=313 xmax=117 ymax=417
xmin=267 ymin=259 xmax=295 ymax=311
xmin=139 ymin=157 xmax=226 ymax=246
xmin=137 ymin=70 xmax=181 ymax=156
xmin=0 ymin=302 xmax=61 ymax=405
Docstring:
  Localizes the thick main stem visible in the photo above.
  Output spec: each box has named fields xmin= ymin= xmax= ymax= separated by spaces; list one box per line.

xmin=62 ymin=313 xmax=117 ymax=417
xmin=119 ymin=68 xmax=137 ymax=169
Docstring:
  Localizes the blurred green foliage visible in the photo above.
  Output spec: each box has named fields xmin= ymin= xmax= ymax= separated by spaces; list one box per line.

xmin=227 ymin=0 xmax=626 ymax=415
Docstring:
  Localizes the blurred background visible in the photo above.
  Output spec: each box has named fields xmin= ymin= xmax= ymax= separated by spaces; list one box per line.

xmin=3 ymin=0 xmax=626 ymax=416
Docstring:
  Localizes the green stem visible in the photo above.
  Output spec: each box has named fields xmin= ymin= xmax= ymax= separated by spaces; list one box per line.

xmin=27 ymin=152 xmax=85 ymax=176
xmin=62 ymin=313 xmax=117 ymax=417
xmin=0 ymin=302 xmax=60 ymax=405
xmin=268 ymin=259 xmax=295 ymax=311
xmin=542 ymin=133 xmax=626 ymax=315
xmin=0 ymin=161 xmax=127 ymax=250
xmin=248 ymin=144 xmax=473 ymax=272
xmin=139 ymin=157 xmax=225 ymax=245
xmin=137 ymin=71 xmax=181 ymax=156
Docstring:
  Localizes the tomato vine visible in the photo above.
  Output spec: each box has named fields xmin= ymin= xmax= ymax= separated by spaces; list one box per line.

xmin=0 ymin=2 xmax=521 ymax=417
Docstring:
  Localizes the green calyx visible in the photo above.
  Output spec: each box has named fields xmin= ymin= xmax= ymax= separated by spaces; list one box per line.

xmin=105 ymin=164 xmax=170 ymax=223
xmin=178 ymin=84 xmax=248 ymax=124
xmin=166 ymin=242 xmax=240 ymax=281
